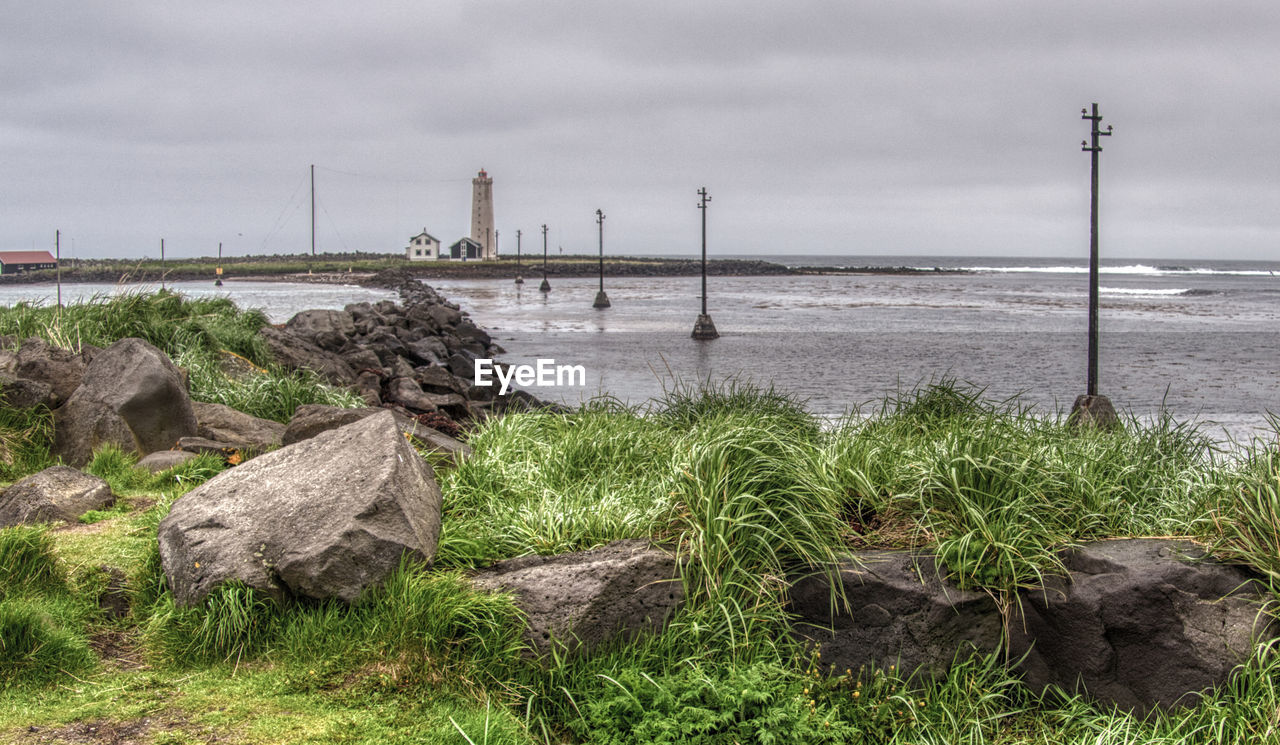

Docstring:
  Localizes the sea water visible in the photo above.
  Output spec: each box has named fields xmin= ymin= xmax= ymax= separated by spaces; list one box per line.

xmin=428 ymin=256 xmax=1280 ymax=444
xmin=2 ymin=257 xmax=1277 ymax=443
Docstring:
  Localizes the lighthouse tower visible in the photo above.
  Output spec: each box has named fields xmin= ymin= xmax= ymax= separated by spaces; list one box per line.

xmin=471 ymin=169 xmax=495 ymax=260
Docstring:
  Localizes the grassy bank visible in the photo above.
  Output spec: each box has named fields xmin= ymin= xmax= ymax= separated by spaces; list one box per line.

xmin=0 ymin=291 xmax=361 ymax=423
xmin=3 ymin=294 xmax=1280 ymax=743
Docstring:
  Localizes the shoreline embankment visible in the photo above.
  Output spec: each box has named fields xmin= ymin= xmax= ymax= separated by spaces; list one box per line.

xmin=0 ymin=253 xmax=964 ymax=287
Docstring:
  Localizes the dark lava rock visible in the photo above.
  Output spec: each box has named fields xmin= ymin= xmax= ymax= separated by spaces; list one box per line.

xmin=471 ymin=539 xmax=683 ymax=656
xmin=789 ymin=551 xmax=1003 ymax=679
xmin=0 ymin=466 xmax=115 ymax=527
xmin=52 ymin=338 xmax=198 ymax=467
xmin=1009 ymin=539 xmax=1275 ymax=714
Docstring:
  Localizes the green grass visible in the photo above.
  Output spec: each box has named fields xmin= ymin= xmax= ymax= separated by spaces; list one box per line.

xmin=4 ymin=377 xmax=1280 ymax=742
xmin=0 ymin=403 xmax=54 ymax=482
xmin=0 ymin=290 xmax=361 ymax=427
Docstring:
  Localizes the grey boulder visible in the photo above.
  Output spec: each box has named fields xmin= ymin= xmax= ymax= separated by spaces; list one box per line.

xmin=52 ymin=338 xmax=198 ymax=467
xmin=157 ymin=411 xmax=441 ymax=605
xmin=1010 ymin=539 xmax=1275 ymax=714
xmin=259 ymin=326 xmax=356 ymax=386
xmin=470 ymin=539 xmax=683 ymax=656
xmin=0 ymin=466 xmax=115 ymax=527
xmin=191 ymin=401 xmax=285 ymax=451
xmin=136 ymin=450 xmax=200 ymax=473
xmin=789 ymin=551 xmax=1003 ymax=678
xmin=13 ymin=337 xmax=92 ymax=406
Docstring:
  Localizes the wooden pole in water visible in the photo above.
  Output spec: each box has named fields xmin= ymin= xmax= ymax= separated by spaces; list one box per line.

xmin=691 ymin=187 xmax=718 ymax=339
xmin=539 ymin=224 xmax=550 ymax=293
xmin=593 ymin=209 xmax=610 ymax=308
xmin=515 ymin=229 xmax=524 ymax=284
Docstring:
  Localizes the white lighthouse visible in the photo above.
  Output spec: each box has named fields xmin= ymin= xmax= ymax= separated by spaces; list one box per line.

xmin=470 ymin=169 xmax=496 ymax=260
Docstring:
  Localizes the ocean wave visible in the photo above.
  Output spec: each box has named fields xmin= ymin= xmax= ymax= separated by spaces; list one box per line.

xmin=965 ymin=264 xmax=1277 ymax=277
xmin=1100 ymin=287 xmax=1196 ymax=297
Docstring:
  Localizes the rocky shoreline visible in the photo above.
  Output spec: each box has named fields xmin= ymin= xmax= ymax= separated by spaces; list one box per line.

xmin=0 ymin=254 xmax=967 ymax=286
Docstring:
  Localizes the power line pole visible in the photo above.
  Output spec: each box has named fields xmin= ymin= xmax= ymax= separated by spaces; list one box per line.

xmin=160 ymin=238 xmax=166 ymax=291
xmin=515 ymin=229 xmax=524 ymax=284
xmin=55 ymin=230 xmax=61 ymax=308
xmin=539 ymin=224 xmax=551 ymax=293
xmin=1071 ymin=103 xmax=1118 ymax=429
xmin=310 ymin=164 xmax=316 ymax=258
xmin=216 ymin=241 xmax=223 ymax=286
xmin=691 ymin=187 xmax=718 ymax=340
xmin=593 ymin=209 xmax=610 ymax=308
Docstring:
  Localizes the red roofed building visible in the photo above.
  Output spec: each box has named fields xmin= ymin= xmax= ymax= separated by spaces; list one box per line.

xmin=0 ymin=251 xmax=57 ymax=274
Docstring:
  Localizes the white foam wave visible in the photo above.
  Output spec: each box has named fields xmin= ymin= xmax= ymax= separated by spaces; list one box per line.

xmin=1100 ymin=287 xmax=1191 ymax=297
xmin=961 ymin=264 xmax=1277 ymax=277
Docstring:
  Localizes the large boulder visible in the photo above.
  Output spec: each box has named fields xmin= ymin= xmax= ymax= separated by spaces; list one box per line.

xmin=52 ymin=338 xmax=198 ymax=467
xmin=470 ymin=539 xmax=684 ymax=656
xmin=789 ymin=551 xmax=1003 ymax=678
xmin=11 ymin=337 xmax=92 ymax=406
xmin=191 ymin=401 xmax=285 ymax=451
xmin=284 ymin=309 xmax=356 ymax=343
xmin=259 ymin=326 xmax=356 ymax=386
xmin=157 ymin=411 xmax=441 ymax=605
xmin=1009 ymin=539 xmax=1275 ymax=714
xmin=0 ymin=372 xmax=54 ymax=409
xmin=0 ymin=466 xmax=115 ymax=527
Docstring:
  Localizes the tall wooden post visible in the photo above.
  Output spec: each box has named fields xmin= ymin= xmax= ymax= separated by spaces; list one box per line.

xmin=1071 ymin=103 xmax=1118 ymax=429
xmin=593 ymin=209 xmax=610 ymax=308
xmin=691 ymin=187 xmax=718 ymax=339
xmin=515 ymin=229 xmax=524 ymax=284
xmin=539 ymin=224 xmax=551 ymax=293
xmin=55 ymin=230 xmax=62 ymax=307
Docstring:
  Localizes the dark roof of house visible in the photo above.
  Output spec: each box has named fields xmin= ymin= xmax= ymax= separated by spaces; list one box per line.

xmin=410 ymin=230 xmax=439 ymax=242
xmin=0 ymin=250 xmax=57 ymax=264
xmin=449 ymin=237 xmax=482 ymax=248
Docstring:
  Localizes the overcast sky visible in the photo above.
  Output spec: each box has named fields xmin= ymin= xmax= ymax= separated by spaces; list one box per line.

xmin=4 ymin=2 xmax=1279 ymax=261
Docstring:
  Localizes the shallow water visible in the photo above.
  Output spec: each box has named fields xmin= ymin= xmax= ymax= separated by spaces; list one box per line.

xmin=3 ymin=258 xmax=1277 ymax=443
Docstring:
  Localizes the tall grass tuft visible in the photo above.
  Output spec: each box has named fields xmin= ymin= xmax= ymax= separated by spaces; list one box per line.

xmin=668 ymin=414 xmax=847 ymax=657
xmin=0 ymin=597 xmax=96 ymax=689
xmin=1212 ymin=444 xmax=1280 ymax=584
xmin=0 ymin=526 xmax=66 ymax=600
xmin=142 ymin=583 xmax=282 ymax=664
xmin=0 ymin=403 xmax=54 ymax=482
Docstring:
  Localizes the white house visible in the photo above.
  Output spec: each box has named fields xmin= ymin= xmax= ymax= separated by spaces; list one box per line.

xmin=406 ymin=230 xmax=441 ymax=261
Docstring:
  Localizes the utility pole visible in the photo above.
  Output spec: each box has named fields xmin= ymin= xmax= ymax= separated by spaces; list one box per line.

xmin=515 ymin=229 xmax=524 ymax=284
xmin=1070 ymin=103 xmax=1118 ymax=429
xmin=160 ymin=238 xmax=166 ymax=291
xmin=593 ymin=209 xmax=610 ymax=308
xmin=539 ymin=224 xmax=551 ymax=293
xmin=310 ymin=164 xmax=316 ymax=258
xmin=55 ymin=230 xmax=61 ymax=308
xmin=691 ymin=187 xmax=718 ymax=339
xmin=216 ymin=241 xmax=223 ymax=286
